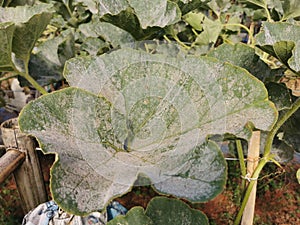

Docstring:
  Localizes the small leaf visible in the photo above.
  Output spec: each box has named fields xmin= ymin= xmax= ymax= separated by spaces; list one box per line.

xmin=127 ymin=0 xmax=181 ymax=29
xmin=0 ymin=22 xmax=15 ymax=72
xmin=273 ymin=41 xmax=294 ymax=66
xmin=107 ymin=207 xmax=153 ymax=225
xmin=194 ymin=15 xmax=222 ymax=46
xmin=265 ymin=82 xmax=292 ymax=111
xmin=145 ymin=197 xmax=209 ymax=225
xmin=183 ymin=12 xmax=204 ymax=31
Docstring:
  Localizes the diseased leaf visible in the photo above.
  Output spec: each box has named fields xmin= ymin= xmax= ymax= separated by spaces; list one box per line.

xmin=12 ymin=12 xmax=52 ymax=61
xmin=207 ymin=43 xmax=272 ymax=81
xmin=101 ymin=9 xmax=162 ymax=40
xmin=282 ymin=0 xmax=300 ymax=21
xmin=0 ymin=22 xmax=15 ymax=72
xmin=145 ymin=197 xmax=209 ymax=225
xmin=107 ymin=207 xmax=153 ymax=225
xmin=280 ymin=108 xmax=300 ymax=153
xmin=288 ymin=40 xmax=300 ymax=72
xmin=265 ymin=82 xmax=292 ymax=111
xmin=127 ymin=0 xmax=181 ymax=29
xmin=0 ymin=3 xmax=53 ymax=23
xmin=19 ymin=48 xmax=277 ymax=214
xmin=255 ymin=22 xmax=300 ymax=73
xmin=79 ymin=19 xmax=135 ymax=48
xmin=98 ymin=0 xmax=129 ymax=17
xmin=207 ymin=0 xmax=232 ymax=17
xmin=25 ymin=30 xmax=73 ymax=86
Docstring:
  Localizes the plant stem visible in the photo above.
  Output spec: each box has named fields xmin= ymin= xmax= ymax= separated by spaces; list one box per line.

xmin=172 ymin=34 xmax=190 ymax=49
xmin=236 ymin=140 xmax=246 ymax=191
xmin=234 ymin=97 xmax=300 ymax=225
xmin=19 ymin=60 xmax=48 ymax=95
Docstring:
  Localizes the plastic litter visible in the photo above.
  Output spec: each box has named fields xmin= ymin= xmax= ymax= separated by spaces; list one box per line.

xmin=22 ymin=200 xmax=127 ymax=225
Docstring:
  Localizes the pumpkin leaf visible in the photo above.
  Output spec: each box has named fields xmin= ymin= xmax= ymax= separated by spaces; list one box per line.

xmin=255 ymin=22 xmax=300 ymax=74
xmin=127 ymin=0 xmax=181 ymax=29
xmin=145 ymin=197 xmax=209 ymax=225
xmin=0 ymin=3 xmax=53 ymax=63
xmin=107 ymin=207 xmax=153 ymax=225
xmin=98 ymin=0 xmax=129 ymax=17
xmin=97 ymin=0 xmax=181 ymax=29
xmin=207 ymin=43 xmax=272 ymax=81
xmin=19 ymin=48 xmax=277 ymax=214
xmin=78 ymin=19 xmax=135 ymax=48
xmin=0 ymin=22 xmax=15 ymax=72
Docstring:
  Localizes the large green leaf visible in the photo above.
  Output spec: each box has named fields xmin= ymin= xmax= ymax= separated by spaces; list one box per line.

xmin=0 ymin=22 xmax=15 ymax=72
xmin=255 ymin=22 xmax=300 ymax=73
xmin=0 ymin=3 xmax=53 ymax=62
xmin=145 ymin=197 xmax=208 ymax=225
xmin=19 ymin=48 xmax=277 ymax=214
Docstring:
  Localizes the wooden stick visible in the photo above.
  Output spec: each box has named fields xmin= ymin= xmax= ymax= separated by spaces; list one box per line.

xmin=1 ymin=118 xmax=47 ymax=214
xmin=241 ymin=131 xmax=261 ymax=225
xmin=0 ymin=148 xmax=25 ymax=184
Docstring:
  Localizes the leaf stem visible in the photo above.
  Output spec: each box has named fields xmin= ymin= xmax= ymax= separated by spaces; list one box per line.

xmin=0 ymin=73 xmax=18 ymax=82
xmin=236 ymin=140 xmax=246 ymax=191
xmin=170 ymin=34 xmax=190 ymax=49
xmin=223 ymin=23 xmax=254 ymax=45
xmin=19 ymin=60 xmax=48 ymax=95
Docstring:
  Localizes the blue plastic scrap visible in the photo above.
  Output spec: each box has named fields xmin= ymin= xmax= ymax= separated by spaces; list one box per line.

xmin=22 ymin=200 xmax=128 ymax=225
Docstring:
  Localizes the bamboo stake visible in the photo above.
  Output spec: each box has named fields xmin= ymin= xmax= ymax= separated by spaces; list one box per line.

xmin=1 ymin=118 xmax=47 ymax=214
xmin=241 ymin=131 xmax=261 ymax=225
xmin=0 ymin=148 xmax=25 ymax=184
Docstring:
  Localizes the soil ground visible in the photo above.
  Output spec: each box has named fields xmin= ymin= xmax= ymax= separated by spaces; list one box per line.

xmin=0 ymin=152 xmax=299 ymax=225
